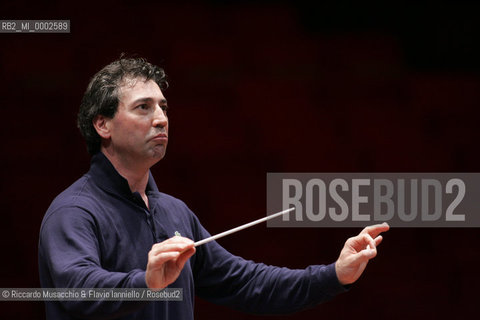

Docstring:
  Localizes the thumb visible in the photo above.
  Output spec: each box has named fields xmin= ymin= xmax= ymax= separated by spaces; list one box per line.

xmin=350 ymin=245 xmax=377 ymax=266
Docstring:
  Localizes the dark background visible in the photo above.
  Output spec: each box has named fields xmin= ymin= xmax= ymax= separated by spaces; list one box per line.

xmin=1 ymin=0 xmax=479 ymax=319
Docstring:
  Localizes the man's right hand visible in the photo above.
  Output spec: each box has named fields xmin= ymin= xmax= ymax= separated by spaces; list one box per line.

xmin=145 ymin=236 xmax=195 ymax=290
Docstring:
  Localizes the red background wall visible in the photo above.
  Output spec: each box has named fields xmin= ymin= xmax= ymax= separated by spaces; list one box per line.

xmin=1 ymin=1 xmax=479 ymax=319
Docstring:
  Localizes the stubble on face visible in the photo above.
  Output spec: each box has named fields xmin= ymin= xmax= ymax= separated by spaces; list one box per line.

xmin=109 ymin=77 xmax=169 ymax=168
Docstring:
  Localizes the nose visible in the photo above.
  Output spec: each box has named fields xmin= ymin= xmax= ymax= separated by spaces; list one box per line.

xmin=152 ymin=105 xmax=168 ymax=128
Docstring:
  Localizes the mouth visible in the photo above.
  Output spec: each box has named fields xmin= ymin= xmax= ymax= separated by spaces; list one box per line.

xmin=151 ymin=133 xmax=168 ymax=143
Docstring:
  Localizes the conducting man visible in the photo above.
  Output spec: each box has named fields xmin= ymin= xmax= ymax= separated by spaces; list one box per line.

xmin=39 ymin=57 xmax=389 ymax=320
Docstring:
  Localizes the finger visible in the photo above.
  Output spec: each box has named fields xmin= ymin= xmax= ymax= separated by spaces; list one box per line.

xmin=150 ymin=243 xmax=193 ymax=256
xmin=359 ymin=235 xmax=377 ymax=259
xmin=360 ymin=222 xmax=390 ymax=239
xmin=374 ymin=235 xmax=383 ymax=247
xmin=149 ymin=251 xmax=180 ymax=267
xmin=362 ymin=246 xmax=377 ymax=260
xmin=151 ymin=239 xmax=194 ymax=255
xmin=151 ymin=235 xmax=194 ymax=247
xmin=348 ymin=245 xmax=377 ymax=267
xmin=154 ymin=236 xmax=194 ymax=246
xmin=176 ymin=247 xmax=196 ymax=269
xmin=360 ymin=222 xmax=389 ymax=237
xmin=349 ymin=233 xmax=376 ymax=252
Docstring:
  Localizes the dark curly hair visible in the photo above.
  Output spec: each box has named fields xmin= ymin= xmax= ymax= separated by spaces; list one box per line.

xmin=77 ymin=57 xmax=168 ymax=155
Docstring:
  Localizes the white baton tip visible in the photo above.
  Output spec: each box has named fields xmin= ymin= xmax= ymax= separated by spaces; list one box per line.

xmin=194 ymin=207 xmax=294 ymax=247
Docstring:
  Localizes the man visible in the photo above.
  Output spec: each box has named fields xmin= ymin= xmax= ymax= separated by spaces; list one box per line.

xmin=39 ymin=57 xmax=389 ymax=319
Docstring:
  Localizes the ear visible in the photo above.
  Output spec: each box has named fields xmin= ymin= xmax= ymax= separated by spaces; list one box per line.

xmin=92 ymin=115 xmax=111 ymax=139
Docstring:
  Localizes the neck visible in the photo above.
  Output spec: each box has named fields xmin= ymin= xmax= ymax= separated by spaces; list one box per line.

xmin=101 ymin=149 xmax=150 ymax=196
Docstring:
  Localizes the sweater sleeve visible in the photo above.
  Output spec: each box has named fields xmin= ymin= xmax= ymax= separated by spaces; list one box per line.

xmin=190 ymin=215 xmax=348 ymax=315
xmin=38 ymin=205 xmax=148 ymax=319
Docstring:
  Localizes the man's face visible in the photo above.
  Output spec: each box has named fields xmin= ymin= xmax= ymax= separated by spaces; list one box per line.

xmin=105 ymin=78 xmax=169 ymax=166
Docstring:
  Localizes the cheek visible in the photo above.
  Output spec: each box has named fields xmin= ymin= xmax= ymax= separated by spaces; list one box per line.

xmin=113 ymin=120 xmax=143 ymax=142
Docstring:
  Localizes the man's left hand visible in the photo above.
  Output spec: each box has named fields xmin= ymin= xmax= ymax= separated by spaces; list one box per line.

xmin=335 ymin=222 xmax=390 ymax=285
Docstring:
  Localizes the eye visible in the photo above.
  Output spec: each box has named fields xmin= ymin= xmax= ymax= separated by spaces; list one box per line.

xmin=137 ymin=104 xmax=148 ymax=110
xmin=161 ymin=105 xmax=168 ymax=112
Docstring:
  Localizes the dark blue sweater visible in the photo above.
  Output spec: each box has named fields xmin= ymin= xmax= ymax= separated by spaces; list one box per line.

xmin=38 ymin=152 xmax=346 ymax=319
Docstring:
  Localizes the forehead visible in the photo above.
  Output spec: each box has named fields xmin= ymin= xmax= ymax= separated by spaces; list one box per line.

xmin=117 ymin=77 xmax=165 ymax=104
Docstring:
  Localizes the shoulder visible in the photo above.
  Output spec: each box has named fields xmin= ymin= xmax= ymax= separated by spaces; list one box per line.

xmin=41 ymin=174 xmax=101 ymax=229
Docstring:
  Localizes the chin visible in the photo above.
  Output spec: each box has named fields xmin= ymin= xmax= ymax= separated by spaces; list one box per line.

xmin=151 ymin=148 xmax=167 ymax=161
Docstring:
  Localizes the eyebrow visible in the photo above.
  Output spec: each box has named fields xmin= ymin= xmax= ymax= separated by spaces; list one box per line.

xmin=129 ymin=97 xmax=168 ymax=106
